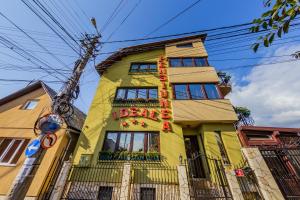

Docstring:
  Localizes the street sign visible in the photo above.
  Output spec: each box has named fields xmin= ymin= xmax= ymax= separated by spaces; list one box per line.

xmin=41 ymin=133 xmax=57 ymax=149
xmin=25 ymin=139 xmax=40 ymax=157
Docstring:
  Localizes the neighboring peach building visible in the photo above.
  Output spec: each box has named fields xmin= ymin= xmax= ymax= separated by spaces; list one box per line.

xmin=0 ymin=81 xmax=85 ymax=200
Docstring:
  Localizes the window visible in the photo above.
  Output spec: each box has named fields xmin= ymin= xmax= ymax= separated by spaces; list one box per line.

xmin=173 ymin=83 xmax=220 ymax=100
xmin=98 ymin=186 xmax=113 ymax=200
xmin=140 ymin=188 xmax=155 ymax=200
xmin=0 ymin=138 xmax=29 ymax=165
xmin=176 ymin=43 xmax=193 ymax=48
xmin=246 ymin=132 xmax=273 ymax=141
xmin=103 ymin=132 xmax=159 ymax=153
xmin=114 ymin=88 xmax=158 ymax=102
xmin=204 ymin=84 xmax=220 ymax=99
xmin=214 ymin=131 xmax=230 ymax=165
xmin=129 ymin=63 xmax=157 ymax=72
xmin=169 ymin=57 xmax=208 ymax=67
xmin=21 ymin=100 xmax=39 ymax=110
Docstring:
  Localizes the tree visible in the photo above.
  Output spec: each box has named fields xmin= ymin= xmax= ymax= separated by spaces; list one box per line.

xmin=251 ymin=0 xmax=300 ymax=52
xmin=234 ymin=106 xmax=254 ymax=128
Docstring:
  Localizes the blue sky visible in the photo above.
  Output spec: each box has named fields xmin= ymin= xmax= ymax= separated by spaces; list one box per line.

xmin=0 ymin=0 xmax=300 ymax=127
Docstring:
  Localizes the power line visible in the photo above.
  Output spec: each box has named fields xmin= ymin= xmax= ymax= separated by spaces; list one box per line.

xmin=106 ymin=0 xmax=142 ymax=41
xmin=0 ymin=12 xmax=71 ymax=69
xmin=0 ymin=78 xmax=63 ymax=83
xmin=145 ymin=0 xmax=204 ymax=37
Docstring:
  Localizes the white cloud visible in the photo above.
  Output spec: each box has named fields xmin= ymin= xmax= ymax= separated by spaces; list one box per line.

xmin=229 ymin=45 xmax=300 ymax=128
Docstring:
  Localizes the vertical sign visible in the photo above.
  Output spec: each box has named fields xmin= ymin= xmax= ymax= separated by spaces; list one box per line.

xmin=158 ymin=56 xmax=172 ymax=132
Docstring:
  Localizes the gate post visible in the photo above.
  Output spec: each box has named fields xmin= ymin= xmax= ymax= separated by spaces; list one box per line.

xmin=177 ymin=165 xmax=191 ymax=200
xmin=224 ymin=167 xmax=244 ymax=200
xmin=49 ymin=160 xmax=72 ymax=200
xmin=120 ymin=162 xmax=131 ymax=200
xmin=242 ymin=148 xmax=284 ymax=200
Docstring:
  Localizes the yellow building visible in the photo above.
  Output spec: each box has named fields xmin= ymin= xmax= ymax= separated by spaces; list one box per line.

xmin=0 ymin=81 xmax=85 ymax=200
xmin=65 ymin=34 xmax=247 ymax=200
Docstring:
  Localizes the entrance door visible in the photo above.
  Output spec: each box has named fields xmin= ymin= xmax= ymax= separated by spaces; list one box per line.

xmin=184 ymin=136 xmax=206 ymax=178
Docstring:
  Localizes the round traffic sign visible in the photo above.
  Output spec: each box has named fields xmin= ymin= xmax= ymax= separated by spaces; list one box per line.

xmin=41 ymin=133 xmax=57 ymax=149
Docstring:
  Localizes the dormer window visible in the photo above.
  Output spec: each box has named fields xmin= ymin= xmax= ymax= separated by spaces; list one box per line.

xmin=176 ymin=43 xmax=193 ymax=48
xmin=21 ymin=99 xmax=39 ymax=110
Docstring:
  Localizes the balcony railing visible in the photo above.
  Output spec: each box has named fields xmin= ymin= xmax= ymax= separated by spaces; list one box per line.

xmin=99 ymin=151 xmax=161 ymax=162
xmin=112 ymin=99 xmax=159 ymax=107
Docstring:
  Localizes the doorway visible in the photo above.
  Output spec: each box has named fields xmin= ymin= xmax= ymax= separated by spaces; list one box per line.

xmin=184 ymin=136 xmax=206 ymax=178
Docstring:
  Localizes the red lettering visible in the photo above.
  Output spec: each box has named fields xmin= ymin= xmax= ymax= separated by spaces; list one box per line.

xmin=139 ymin=108 xmax=148 ymax=118
xmin=161 ymin=82 xmax=167 ymax=89
xmin=159 ymin=99 xmax=169 ymax=108
xmin=162 ymin=121 xmax=172 ymax=132
xmin=112 ymin=111 xmax=118 ymax=120
xmin=120 ymin=108 xmax=129 ymax=118
xmin=129 ymin=107 xmax=139 ymax=117
xmin=159 ymin=68 xmax=167 ymax=75
xmin=161 ymin=109 xmax=171 ymax=119
xmin=149 ymin=110 xmax=158 ymax=121
xmin=160 ymin=90 xmax=168 ymax=98
xmin=160 ymin=75 xmax=167 ymax=82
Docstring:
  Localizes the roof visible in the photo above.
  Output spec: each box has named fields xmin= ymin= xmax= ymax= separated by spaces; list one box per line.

xmin=0 ymin=81 xmax=86 ymax=132
xmin=239 ymin=126 xmax=300 ymax=133
xmin=96 ymin=34 xmax=207 ymax=75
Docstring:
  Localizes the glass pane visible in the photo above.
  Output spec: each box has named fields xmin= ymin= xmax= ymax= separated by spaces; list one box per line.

xmin=148 ymin=89 xmax=158 ymax=99
xmin=103 ymin=133 xmax=118 ymax=152
xmin=148 ymin=133 xmax=159 ymax=152
xmin=24 ymin=100 xmax=38 ymax=109
xmin=0 ymin=139 xmax=12 ymax=158
xmin=182 ymin=58 xmax=193 ymax=66
xmin=127 ymin=89 xmax=137 ymax=99
xmin=11 ymin=140 xmax=29 ymax=164
xmin=130 ymin=64 xmax=139 ymax=72
xmin=149 ymin=64 xmax=157 ymax=71
xmin=189 ymin=84 xmax=204 ymax=99
xmin=139 ymin=64 xmax=148 ymax=72
xmin=132 ymin=133 xmax=145 ymax=152
xmin=118 ymin=133 xmax=131 ymax=151
xmin=2 ymin=140 xmax=22 ymax=163
xmin=204 ymin=84 xmax=220 ymax=99
xmin=137 ymin=89 xmax=147 ymax=99
xmin=170 ymin=58 xmax=181 ymax=67
xmin=116 ymin=89 xmax=126 ymax=100
xmin=194 ymin=58 xmax=207 ymax=66
xmin=174 ymin=85 xmax=189 ymax=99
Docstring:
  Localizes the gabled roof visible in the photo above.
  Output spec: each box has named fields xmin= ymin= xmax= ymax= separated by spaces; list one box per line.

xmin=96 ymin=34 xmax=207 ymax=75
xmin=0 ymin=81 xmax=86 ymax=132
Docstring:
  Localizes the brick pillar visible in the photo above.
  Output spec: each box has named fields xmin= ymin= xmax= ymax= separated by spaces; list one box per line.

xmin=177 ymin=165 xmax=191 ymax=200
xmin=225 ymin=168 xmax=244 ymax=200
xmin=120 ymin=163 xmax=131 ymax=200
xmin=242 ymin=148 xmax=284 ymax=200
xmin=49 ymin=161 xmax=72 ymax=200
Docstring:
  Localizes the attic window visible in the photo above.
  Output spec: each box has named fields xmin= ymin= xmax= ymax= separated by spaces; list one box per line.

xmin=176 ymin=43 xmax=193 ymax=48
xmin=246 ymin=132 xmax=273 ymax=140
xmin=21 ymin=99 xmax=39 ymax=110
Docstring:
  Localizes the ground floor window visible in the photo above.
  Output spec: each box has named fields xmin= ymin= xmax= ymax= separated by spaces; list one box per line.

xmin=140 ymin=187 xmax=156 ymax=200
xmin=98 ymin=186 xmax=113 ymax=200
xmin=102 ymin=132 xmax=159 ymax=153
xmin=0 ymin=138 xmax=29 ymax=165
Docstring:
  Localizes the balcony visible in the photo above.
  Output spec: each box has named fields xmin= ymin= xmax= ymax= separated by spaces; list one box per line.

xmin=172 ymin=99 xmax=238 ymax=125
xmin=99 ymin=151 xmax=161 ymax=162
xmin=168 ymin=67 xmax=219 ymax=83
xmin=217 ymin=72 xmax=232 ymax=97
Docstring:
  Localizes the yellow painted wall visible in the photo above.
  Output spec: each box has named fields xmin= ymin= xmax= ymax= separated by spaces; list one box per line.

xmin=165 ymin=40 xmax=208 ymax=57
xmin=0 ymin=87 xmax=69 ymax=198
xmin=168 ymin=67 xmax=219 ymax=83
xmin=73 ymin=49 xmax=187 ymax=166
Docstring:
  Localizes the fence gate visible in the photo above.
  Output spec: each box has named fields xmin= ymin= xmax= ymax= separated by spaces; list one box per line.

xmin=186 ymin=154 xmax=232 ymax=199
xmin=260 ymin=148 xmax=300 ymax=199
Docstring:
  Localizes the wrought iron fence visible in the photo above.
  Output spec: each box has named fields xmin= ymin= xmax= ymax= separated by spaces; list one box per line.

xmin=186 ymin=153 xmax=232 ymax=199
xmin=130 ymin=165 xmax=180 ymax=200
xmin=61 ymin=162 xmax=124 ymax=200
xmin=260 ymin=148 xmax=300 ymax=199
xmin=234 ymin=163 xmax=263 ymax=200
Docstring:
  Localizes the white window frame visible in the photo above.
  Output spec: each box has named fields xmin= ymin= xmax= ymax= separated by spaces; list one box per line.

xmin=0 ymin=139 xmax=25 ymax=166
xmin=21 ymin=99 xmax=39 ymax=110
